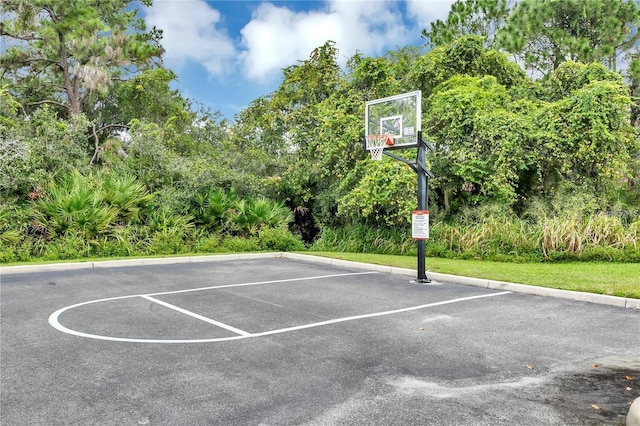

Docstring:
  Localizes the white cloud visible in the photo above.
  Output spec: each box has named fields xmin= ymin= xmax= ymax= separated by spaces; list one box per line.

xmin=144 ymin=0 xmax=236 ymax=76
xmin=406 ymin=0 xmax=454 ymax=30
xmin=141 ymin=0 xmax=456 ymax=89
xmin=239 ymin=0 xmax=411 ymax=82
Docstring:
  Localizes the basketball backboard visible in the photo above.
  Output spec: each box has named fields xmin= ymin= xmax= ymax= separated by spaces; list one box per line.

xmin=365 ymin=90 xmax=421 ymax=151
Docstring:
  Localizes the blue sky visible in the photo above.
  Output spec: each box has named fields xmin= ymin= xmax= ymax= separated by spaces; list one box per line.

xmin=141 ymin=0 xmax=455 ymax=119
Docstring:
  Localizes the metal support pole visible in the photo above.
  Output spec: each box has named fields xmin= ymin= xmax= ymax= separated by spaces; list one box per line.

xmin=416 ymin=131 xmax=430 ymax=283
xmin=382 ymin=131 xmax=432 ymax=284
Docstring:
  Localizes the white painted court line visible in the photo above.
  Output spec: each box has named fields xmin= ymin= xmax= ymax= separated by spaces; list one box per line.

xmin=140 ymin=295 xmax=251 ymax=337
xmin=49 ymin=272 xmax=511 ymax=343
xmin=247 ymin=291 xmax=512 ymax=339
xmin=48 ymin=271 xmax=377 ymax=342
xmin=146 ymin=271 xmax=377 ymax=297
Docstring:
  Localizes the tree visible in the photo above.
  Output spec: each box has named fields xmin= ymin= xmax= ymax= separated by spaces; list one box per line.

xmin=270 ymin=41 xmax=341 ymax=158
xmin=267 ymin=42 xmax=343 ymax=215
xmin=422 ymin=0 xmax=511 ymax=48
xmin=534 ymin=66 xmax=637 ymax=193
xmin=497 ymin=0 xmax=640 ymax=76
xmin=542 ymin=60 xmax=624 ymax=101
xmin=337 ymin=160 xmax=416 ymax=228
xmin=409 ymin=36 xmax=527 ymax=100
xmin=0 ymin=0 xmax=163 ymax=116
xmin=95 ymin=68 xmax=197 ymax=158
xmin=274 ymin=41 xmax=341 ymax=108
xmin=626 ymin=51 xmax=640 ymax=126
xmin=347 ymin=46 xmax=423 ymax=99
xmin=425 ymin=75 xmax=537 ymax=212
xmin=0 ymin=107 xmax=91 ymax=199
xmin=99 ymin=68 xmax=189 ymax=127
xmin=228 ymin=96 xmax=291 ymax=159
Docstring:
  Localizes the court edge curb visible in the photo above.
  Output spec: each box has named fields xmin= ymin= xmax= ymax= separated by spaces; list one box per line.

xmin=0 ymin=253 xmax=278 ymax=276
xmin=283 ymin=253 xmax=640 ymax=310
xmin=1 ymin=252 xmax=638 ymax=310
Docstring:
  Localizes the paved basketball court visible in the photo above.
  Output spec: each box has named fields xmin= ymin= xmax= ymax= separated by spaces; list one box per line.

xmin=1 ymin=254 xmax=638 ymax=425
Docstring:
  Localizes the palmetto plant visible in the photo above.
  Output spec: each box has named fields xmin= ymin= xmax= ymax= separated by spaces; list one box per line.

xmin=101 ymin=172 xmax=153 ymax=224
xmin=145 ymin=208 xmax=195 ymax=255
xmin=30 ymin=173 xmax=117 ymax=239
xmin=231 ymin=196 xmax=293 ymax=236
xmin=0 ymin=209 xmax=21 ymax=245
xmin=251 ymin=196 xmax=293 ymax=228
xmin=193 ymin=189 xmax=293 ymax=236
xmin=146 ymin=208 xmax=194 ymax=238
xmin=230 ymin=199 xmax=255 ymax=235
xmin=193 ymin=188 xmax=236 ymax=231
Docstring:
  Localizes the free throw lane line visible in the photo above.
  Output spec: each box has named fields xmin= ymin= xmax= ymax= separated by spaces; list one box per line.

xmin=247 ymin=291 xmax=513 ymax=339
xmin=141 ymin=295 xmax=251 ymax=336
xmin=49 ymin=284 xmax=511 ymax=343
xmin=48 ymin=271 xmax=378 ymax=342
xmin=146 ymin=271 xmax=378 ymax=297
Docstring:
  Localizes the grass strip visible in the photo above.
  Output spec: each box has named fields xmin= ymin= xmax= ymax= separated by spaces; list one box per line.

xmin=307 ymin=252 xmax=640 ymax=299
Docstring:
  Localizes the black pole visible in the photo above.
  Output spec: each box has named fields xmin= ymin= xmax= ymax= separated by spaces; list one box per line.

xmin=381 ymin=130 xmax=432 ymax=283
xmin=416 ymin=131 xmax=430 ymax=283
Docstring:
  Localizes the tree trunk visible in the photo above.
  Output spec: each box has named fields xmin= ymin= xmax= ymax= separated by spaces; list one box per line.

xmin=58 ymin=31 xmax=81 ymax=115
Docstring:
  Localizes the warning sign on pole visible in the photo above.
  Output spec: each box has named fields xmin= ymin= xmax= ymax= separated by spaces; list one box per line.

xmin=412 ymin=210 xmax=429 ymax=240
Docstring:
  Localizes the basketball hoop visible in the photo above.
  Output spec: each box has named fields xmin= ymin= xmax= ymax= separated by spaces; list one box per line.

xmin=366 ymin=134 xmax=394 ymax=161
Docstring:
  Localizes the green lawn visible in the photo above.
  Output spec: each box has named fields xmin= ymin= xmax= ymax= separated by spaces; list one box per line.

xmin=307 ymin=252 xmax=640 ymax=299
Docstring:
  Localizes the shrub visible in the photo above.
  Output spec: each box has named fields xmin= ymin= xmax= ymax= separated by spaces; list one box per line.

xmin=145 ymin=208 xmax=194 ymax=237
xmin=101 ymin=172 xmax=153 ymax=224
xmin=147 ymin=233 xmax=190 ymax=255
xmin=221 ymin=236 xmax=260 ymax=253
xmin=94 ymin=232 xmax=144 ymax=258
xmin=144 ymin=208 xmax=195 ymax=255
xmin=0 ymin=247 xmax=16 ymax=263
xmin=257 ymin=227 xmax=304 ymax=251
xmin=193 ymin=233 xmax=223 ymax=253
xmin=337 ymin=161 xmax=415 ymax=228
xmin=41 ymin=233 xmax=93 ymax=261
xmin=29 ymin=172 xmax=117 ymax=239
xmin=192 ymin=188 xmax=236 ymax=232
xmin=230 ymin=196 xmax=293 ymax=236
xmin=0 ymin=208 xmax=21 ymax=246
xmin=0 ymin=107 xmax=90 ymax=199
xmin=311 ymin=225 xmax=413 ymax=255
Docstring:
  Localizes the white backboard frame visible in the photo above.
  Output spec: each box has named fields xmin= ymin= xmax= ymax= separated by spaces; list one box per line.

xmin=365 ymin=90 xmax=421 ymax=150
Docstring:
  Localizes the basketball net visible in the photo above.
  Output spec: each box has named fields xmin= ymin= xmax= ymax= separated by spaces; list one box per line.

xmin=366 ymin=134 xmax=394 ymax=161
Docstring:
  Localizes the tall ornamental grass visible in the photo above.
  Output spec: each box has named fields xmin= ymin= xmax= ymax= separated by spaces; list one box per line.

xmin=540 ymin=212 xmax=639 ymax=261
xmin=311 ymin=225 xmax=415 ymax=255
xmin=313 ymin=212 xmax=640 ymax=262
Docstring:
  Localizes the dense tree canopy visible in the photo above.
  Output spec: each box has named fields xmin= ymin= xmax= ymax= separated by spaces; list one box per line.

xmin=497 ymin=0 xmax=640 ymax=75
xmin=0 ymin=0 xmax=163 ymax=115
xmin=422 ymin=0 xmax=510 ymax=48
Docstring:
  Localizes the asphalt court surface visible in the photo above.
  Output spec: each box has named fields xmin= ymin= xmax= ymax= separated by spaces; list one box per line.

xmin=1 ymin=256 xmax=639 ymax=425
